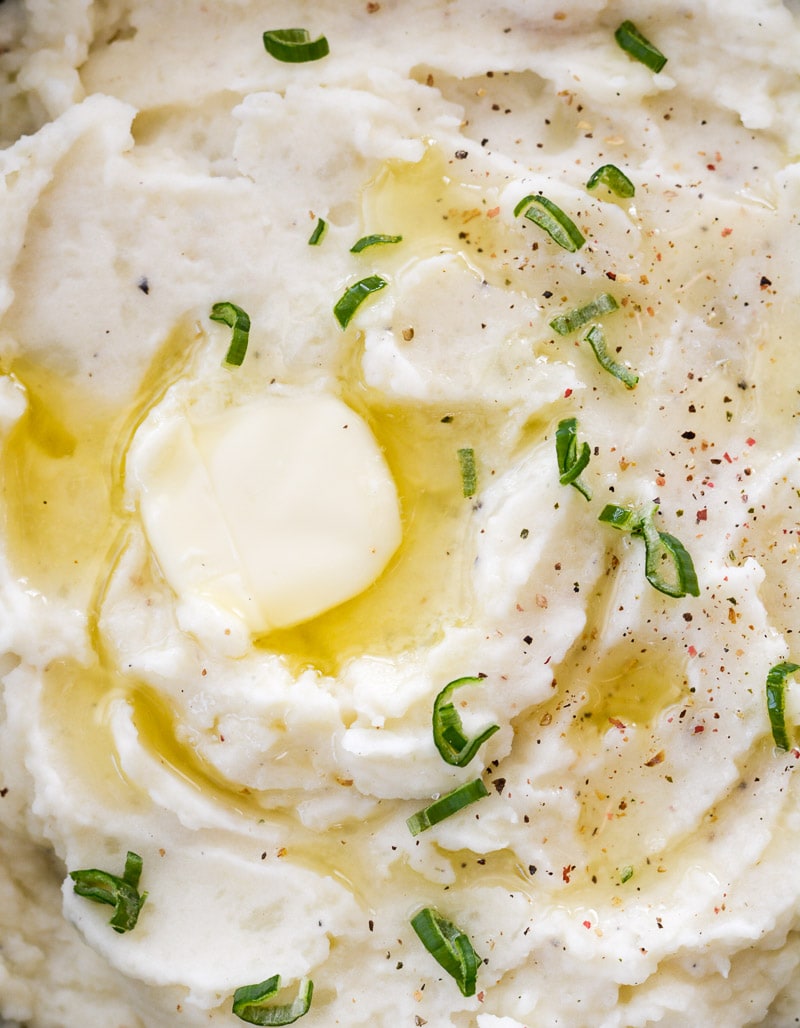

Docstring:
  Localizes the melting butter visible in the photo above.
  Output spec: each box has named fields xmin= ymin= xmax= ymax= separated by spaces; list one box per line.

xmin=130 ymin=393 xmax=403 ymax=635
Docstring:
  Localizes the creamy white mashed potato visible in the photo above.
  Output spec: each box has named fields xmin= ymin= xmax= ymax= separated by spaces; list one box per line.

xmin=0 ymin=1 xmax=799 ymax=1025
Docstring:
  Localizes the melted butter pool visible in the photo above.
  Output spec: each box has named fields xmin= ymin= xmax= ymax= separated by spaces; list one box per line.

xmin=360 ymin=144 xmax=522 ymax=290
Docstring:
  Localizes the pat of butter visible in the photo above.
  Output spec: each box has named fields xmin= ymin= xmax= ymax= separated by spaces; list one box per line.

xmin=131 ymin=394 xmax=402 ymax=634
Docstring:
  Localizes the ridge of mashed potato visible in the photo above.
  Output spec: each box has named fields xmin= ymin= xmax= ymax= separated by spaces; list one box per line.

xmin=0 ymin=1 xmax=800 ymax=1026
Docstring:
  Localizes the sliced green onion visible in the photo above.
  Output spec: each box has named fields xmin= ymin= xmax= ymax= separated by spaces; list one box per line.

xmin=516 ymin=194 xmax=585 ymax=252
xmin=639 ymin=518 xmax=700 ymax=598
xmin=307 ymin=218 xmax=327 ymax=245
xmin=210 ymin=301 xmax=251 ymax=367
xmin=555 ymin=417 xmax=592 ymax=500
xmin=549 ymin=293 xmax=618 ymax=336
xmin=406 ymin=778 xmax=489 ymax=836
xmin=513 ymin=194 xmax=537 ymax=218
xmin=233 ymin=975 xmax=313 ymax=1026
xmin=350 ymin=234 xmax=402 ymax=253
xmin=69 ymin=851 xmax=147 ymax=934
xmin=598 ymin=503 xmax=700 ymax=598
xmin=620 ymin=865 xmax=634 ymax=884
xmin=263 ymin=28 xmax=329 ymax=63
xmin=333 ymin=275 xmax=387 ymax=329
xmin=457 ymin=447 xmax=477 ymax=498
xmin=766 ymin=661 xmax=800 ymax=751
xmin=432 ymin=676 xmax=499 ymax=767
xmin=411 ymin=907 xmax=479 ymax=997
xmin=586 ymin=164 xmax=635 ymax=198
xmin=585 ymin=324 xmax=638 ymax=389
xmin=614 ymin=20 xmax=667 ymax=73
xmin=598 ymin=502 xmax=641 ymax=532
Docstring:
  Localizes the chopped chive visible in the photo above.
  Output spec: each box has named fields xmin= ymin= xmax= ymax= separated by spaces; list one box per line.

xmin=516 ymin=194 xmax=585 ymax=252
xmin=350 ymin=234 xmax=402 ymax=253
xmin=513 ymin=194 xmax=537 ymax=218
xmin=620 ymin=865 xmax=634 ymax=884
xmin=585 ymin=325 xmax=638 ymax=389
xmin=598 ymin=503 xmax=699 ymax=598
xmin=307 ymin=217 xmax=327 ymax=245
xmin=411 ymin=907 xmax=479 ymax=997
xmin=586 ymin=164 xmax=635 ymax=198
xmin=549 ymin=293 xmax=618 ymax=336
xmin=233 ymin=975 xmax=313 ymax=1025
xmin=598 ymin=502 xmax=641 ymax=532
xmin=457 ymin=447 xmax=477 ymax=497
xmin=614 ymin=20 xmax=667 ymax=73
xmin=639 ymin=518 xmax=699 ymax=598
xmin=555 ymin=417 xmax=592 ymax=500
xmin=263 ymin=28 xmax=329 ymax=63
xmin=766 ymin=661 xmax=800 ymax=751
xmin=406 ymin=778 xmax=489 ymax=836
xmin=210 ymin=301 xmax=251 ymax=367
xmin=69 ymin=851 xmax=147 ymax=934
xmin=333 ymin=275 xmax=387 ymax=329
xmin=432 ymin=676 xmax=499 ymax=767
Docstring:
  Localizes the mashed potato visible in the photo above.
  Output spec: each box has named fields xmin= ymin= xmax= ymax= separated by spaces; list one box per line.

xmin=1 ymin=1 xmax=800 ymax=1025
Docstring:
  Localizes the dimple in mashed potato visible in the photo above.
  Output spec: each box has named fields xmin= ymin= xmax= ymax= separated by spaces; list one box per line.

xmin=0 ymin=1 xmax=800 ymax=1025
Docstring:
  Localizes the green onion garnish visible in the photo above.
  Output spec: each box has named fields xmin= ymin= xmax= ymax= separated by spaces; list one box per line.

xmin=555 ymin=417 xmax=592 ymax=500
xmin=410 ymin=907 xmax=479 ymax=997
xmin=598 ymin=503 xmax=700 ymax=598
xmin=69 ymin=851 xmax=147 ymax=934
xmin=233 ymin=975 xmax=313 ymax=1026
xmin=307 ymin=218 xmax=327 ymax=245
xmin=766 ymin=661 xmax=800 ymax=751
xmin=263 ymin=28 xmax=329 ymax=63
xmin=350 ymin=234 xmax=402 ymax=253
xmin=598 ymin=502 xmax=640 ymax=532
xmin=210 ymin=301 xmax=251 ymax=367
xmin=406 ymin=778 xmax=489 ymax=836
xmin=515 ymin=194 xmax=585 ymax=252
xmin=614 ymin=20 xmax=667 ymax=73
xmin=549 ymin=293 xmax=618 ymax=336
xmin=586 ymin=164 xmax=635 ymax=198
xmin=620 ymin=865 xmax=634 ymax=884
xmin=585 ymin=325 xmax=638 ymax=389
xmin=457 ymin=447 xmax=477 ymax=498
xmin=639 ymin=517 xmax=699 ymax=598
xmin=333 ymin=275 xmax=387 ymax=329
xmin=432 ymin=676 xmax=499 ymax=767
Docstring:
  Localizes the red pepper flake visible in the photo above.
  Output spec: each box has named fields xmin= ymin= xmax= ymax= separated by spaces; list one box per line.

xmin=688 ymin=645 xmax=698 ymax=657
xmin=564 ymin=387 xmax=573 ymax=397
xmin=707 ymin=163 xmax=716 ymax=171
xmin=723 ymin=452 xmax=733 ymax=463
xmin=721 ymin=227 xmax=733 ymax=237
xmin=644 ymin=750 xmax=665 ymax=767
xmin=693 ymin=724 xmax=705 ymax=734
xmin=608 ymin=716 xmax=627 ymax=731
xmin=562 ymin=864 xmax=575 ymax=883
xmin=696 ymin=508 xmax=707 ymax=522
xmin=486 ymin=206 xmax=500 ymax=218
xmin=582 ymin=920 xmax=592 ymax=929
xmin=746 ymin=437 xmax=756 ymax=447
